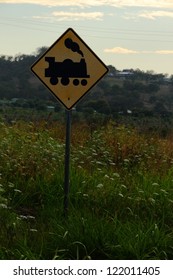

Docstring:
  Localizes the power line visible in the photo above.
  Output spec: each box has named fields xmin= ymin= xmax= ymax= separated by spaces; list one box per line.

xmin=0 ymin=15 xmax=173 ymax=36
xmin=0 ymin=16 xmax=173 ymax=45
xmin=0 ymin=20 xmax=173 ymax=44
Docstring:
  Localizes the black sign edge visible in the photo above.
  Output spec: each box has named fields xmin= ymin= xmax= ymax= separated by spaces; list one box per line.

xmin=30 ymin=27 xmax=109 ymax=111
xmin=30 ymin=28 xmax=73 ymax=71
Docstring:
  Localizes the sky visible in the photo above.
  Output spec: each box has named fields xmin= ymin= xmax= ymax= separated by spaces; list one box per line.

xmin=0 ymin=0 xmax=173 ymax=75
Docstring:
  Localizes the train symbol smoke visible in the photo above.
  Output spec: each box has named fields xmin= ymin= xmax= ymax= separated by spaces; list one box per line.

xmin=64 ymin=38 xmax=84 ymax=57
xmin=45 ymin=38 xmax=90 ymax=86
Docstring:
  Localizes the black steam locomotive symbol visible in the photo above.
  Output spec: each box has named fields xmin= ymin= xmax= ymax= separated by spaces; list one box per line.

xmin=45 ymin=38 xmax=90 ymax=86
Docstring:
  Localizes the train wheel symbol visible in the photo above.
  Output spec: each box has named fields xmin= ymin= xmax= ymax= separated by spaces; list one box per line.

xmin=50 ymin=77 xmax=58 ymax=85
xmin=61 ymin=77 xmax=70 ymax=86
xmin=73 ymin=79 xmax=79 ymax=86
xmin=81 ymin=79 xmax=87 ymax=86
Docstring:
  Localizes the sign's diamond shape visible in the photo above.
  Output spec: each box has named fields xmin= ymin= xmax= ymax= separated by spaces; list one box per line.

xmin=31 ymin=28 xmax=108 ymax=110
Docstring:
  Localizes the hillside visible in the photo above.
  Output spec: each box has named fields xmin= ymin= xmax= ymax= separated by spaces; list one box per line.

xmin=0 ymin=50 xmax=173 ymax=118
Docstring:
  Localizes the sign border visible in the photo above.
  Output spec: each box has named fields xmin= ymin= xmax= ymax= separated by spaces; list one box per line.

xmin=31 ymin=28 xmax=109 ymax=110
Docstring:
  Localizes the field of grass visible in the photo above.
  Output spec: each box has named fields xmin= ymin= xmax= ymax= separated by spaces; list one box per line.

xmin=0 ymin=118 xmax=173 ymax=260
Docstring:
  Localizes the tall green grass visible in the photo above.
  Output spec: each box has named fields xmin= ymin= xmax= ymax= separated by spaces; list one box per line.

xmin=0 ymin=120 xmax=173 ymax=259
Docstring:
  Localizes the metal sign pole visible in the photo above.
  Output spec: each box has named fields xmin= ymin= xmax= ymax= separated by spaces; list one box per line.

xmin=64 ymin=109 xmax=72 ymax=217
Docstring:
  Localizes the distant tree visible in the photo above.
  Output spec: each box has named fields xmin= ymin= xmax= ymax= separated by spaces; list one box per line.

xmin=154 ymin=101 xmax=166 ymax=114
xmin=146 ymin=83 xmax=160 ymax=93
xmin=107 ymin=65 xmax=117 ymax=76
xmin=170 ymin=75 xmax=173 ymax=85
xmin=110 ymin=84 xmax=122 ymax=95
xmin=123 ymin=81 xmax=145 ymax=92
xmin=35 ymin=47 xmax=48 ymax=56
xmin=97 ymin=80 xmax=110 ymax=90
xmin=54 ymin=103 xmax=61 ymax=112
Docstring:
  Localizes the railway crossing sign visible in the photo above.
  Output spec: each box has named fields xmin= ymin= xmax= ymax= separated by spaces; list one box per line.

xmin=31 ymin=28 xmax=108 ymax=110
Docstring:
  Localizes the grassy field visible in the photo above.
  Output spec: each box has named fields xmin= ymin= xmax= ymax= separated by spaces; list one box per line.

xmin=0 ymin=118 xmax=173 ymax=260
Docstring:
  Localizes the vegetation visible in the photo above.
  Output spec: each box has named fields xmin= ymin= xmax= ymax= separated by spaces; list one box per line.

xmin=1 ymin=49 xmax=173 ymax=259
xmin=0 ymin=51 xmax=173 ymax=118
xmin=1 ymin=50 xmax=173 ymax=138
xmin=0 ymin=119 xmax=173 ymax=260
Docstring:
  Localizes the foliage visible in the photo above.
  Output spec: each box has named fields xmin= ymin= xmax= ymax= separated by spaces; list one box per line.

xmin=0 ymin=52 xmax=173 ymax=117
xmin=1 ymin=120 xmax=173 ymax=259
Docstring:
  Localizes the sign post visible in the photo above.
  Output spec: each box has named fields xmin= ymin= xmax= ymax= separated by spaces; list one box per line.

xmin=31 ymin=28 xmax=108 ymax=216
xmin=64 ymin=109 xmax=72 ymax=217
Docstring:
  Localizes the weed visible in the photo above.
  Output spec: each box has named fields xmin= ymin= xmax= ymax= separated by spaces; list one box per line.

xmin=1 ymin=121 xmax=173 ymax=259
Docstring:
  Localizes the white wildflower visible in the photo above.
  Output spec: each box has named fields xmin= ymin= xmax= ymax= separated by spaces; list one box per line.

xmin=96 ymin=183 xmax=104 ymax=188
xmin=113 ymin=173 xmax=120 ymax=178
xmin=0 ymin=203 xmax=8 ymax=209
xmin=30 ymin=229 xmax=38 ymax=232
xmin=152 ymin=183 xmax=159 ymax=186
xmin=118 ymin=193 xmax=124 ymax=198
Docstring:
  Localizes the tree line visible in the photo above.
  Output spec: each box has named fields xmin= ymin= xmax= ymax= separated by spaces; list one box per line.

xmin=0 ymin=49 xmax=173 ymax=117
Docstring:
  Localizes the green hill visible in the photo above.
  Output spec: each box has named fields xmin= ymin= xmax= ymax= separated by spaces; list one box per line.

xmin=0 ymin=50 xmax=173 ymax=119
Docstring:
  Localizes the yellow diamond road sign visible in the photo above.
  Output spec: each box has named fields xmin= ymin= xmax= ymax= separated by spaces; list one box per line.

xmin=31 ymin=28 xmax=108 ymax=110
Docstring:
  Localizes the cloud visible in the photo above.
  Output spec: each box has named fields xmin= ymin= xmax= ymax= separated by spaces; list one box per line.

xmin=33 ymin=10 xmax=103 ymax=21
xmin=104 ymin=47 xmax=138 ymax=54
xmin=139 ymin=10 xmax=173 ymax=20
xmin=0 ymin=0 xmax=105 ymax=7
xmin=104 ymin=47 xmax=173 ymax=54
xmin=51 ymin=11 xmax=103 ymax=21
xmin=1 ymin=0 xmax=173 ymax=9
xmin=155 ymin=50 xmax=173 ymax=54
